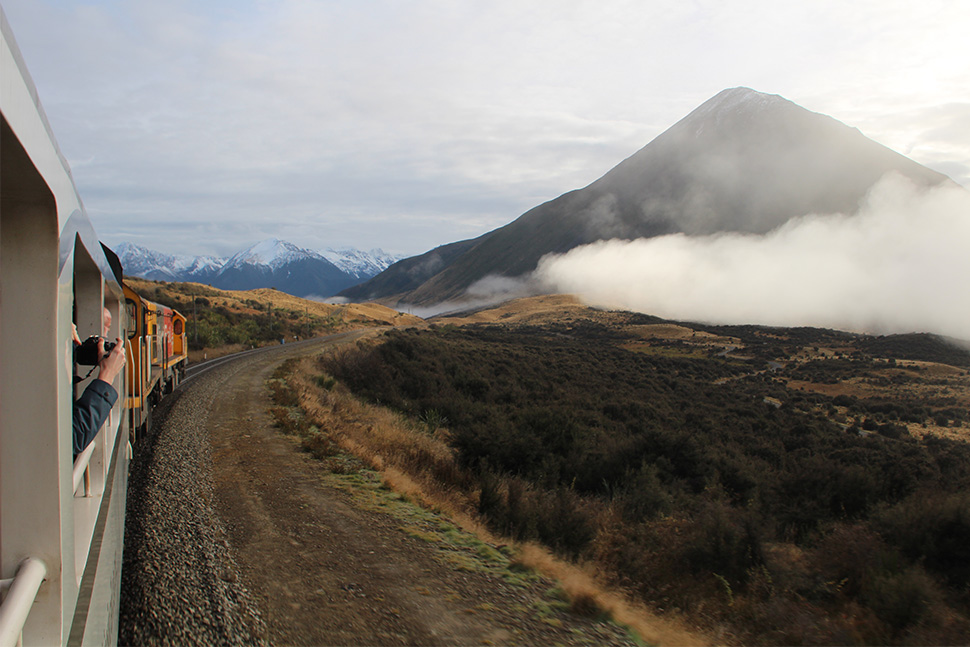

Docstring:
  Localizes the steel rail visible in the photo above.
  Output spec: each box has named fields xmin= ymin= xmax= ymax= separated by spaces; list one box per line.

xmin=182 ymin=334 xmax=357 ymax=385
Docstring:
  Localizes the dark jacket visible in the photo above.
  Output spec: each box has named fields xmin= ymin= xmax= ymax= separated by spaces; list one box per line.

xmin=73 ymin=379 xmax=118 ymax=458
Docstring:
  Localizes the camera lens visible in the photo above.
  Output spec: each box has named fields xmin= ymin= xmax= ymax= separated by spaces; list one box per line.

xmin=76 ymin=336 xmax=101 ymax=365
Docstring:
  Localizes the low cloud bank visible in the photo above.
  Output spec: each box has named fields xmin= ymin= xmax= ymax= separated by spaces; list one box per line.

xmin=535 ymin=175 xmax=970 ymax=340
xmin=306 ymin=295 xmax=348 ymax=304
xmin=399 ymin=274 xmax=538 ymax=319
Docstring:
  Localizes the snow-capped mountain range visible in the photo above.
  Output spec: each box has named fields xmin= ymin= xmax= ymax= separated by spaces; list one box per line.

xmin=115 ymin=239 xmax=403 ymax=298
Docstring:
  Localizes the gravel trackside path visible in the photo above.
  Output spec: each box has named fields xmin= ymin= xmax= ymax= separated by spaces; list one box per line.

xmin=119 ymin=338 xmax=338 ymax=646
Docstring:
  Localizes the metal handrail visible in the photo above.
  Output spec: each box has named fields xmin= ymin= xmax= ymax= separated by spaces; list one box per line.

xmin=0 ymin=558 xmax=48 ymax=647
xmin=72 ymin=439 xmax=95 ymax=495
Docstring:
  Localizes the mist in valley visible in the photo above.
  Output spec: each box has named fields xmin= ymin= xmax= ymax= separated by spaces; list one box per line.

xmin=534 ymin=174 xmax=970 ymax=341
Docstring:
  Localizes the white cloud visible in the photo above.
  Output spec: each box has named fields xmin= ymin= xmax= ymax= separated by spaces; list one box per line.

xmin=3 ymin=0 xmax=969 ymax=258
xmin=536 ymin=175 xmax=970 ymax=340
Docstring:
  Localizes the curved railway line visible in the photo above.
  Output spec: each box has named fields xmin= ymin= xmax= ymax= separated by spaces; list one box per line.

xmin=183 ymin=332 xmax=367 ymax=384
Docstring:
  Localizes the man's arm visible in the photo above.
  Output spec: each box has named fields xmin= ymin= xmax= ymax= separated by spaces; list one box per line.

xmin=73 ymin=337 xmax=125 ymax=457
xmin=73 ymin=380 xmax=117 ymax=456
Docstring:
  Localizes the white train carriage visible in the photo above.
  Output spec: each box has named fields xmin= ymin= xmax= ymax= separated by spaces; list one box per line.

xmin=1 ymin=8 xmax=131 ymax=646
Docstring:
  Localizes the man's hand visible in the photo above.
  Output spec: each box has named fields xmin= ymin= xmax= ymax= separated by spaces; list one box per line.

xmin=97 ymin=338 xmax=126 ymax=385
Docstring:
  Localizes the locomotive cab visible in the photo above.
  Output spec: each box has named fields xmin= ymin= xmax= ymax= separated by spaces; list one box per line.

xmin=124 ymin=284 xmax=153 ymax=438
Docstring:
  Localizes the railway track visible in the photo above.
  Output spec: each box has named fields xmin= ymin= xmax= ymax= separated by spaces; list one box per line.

xmin=182 ymin=332 xmax=364 ymax=384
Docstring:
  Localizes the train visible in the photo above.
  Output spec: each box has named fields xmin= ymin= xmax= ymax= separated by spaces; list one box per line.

xmin=1 ymin=10 xmax=186 ymax=645
xmin=124 ymin=283 xmax=188 ymax=440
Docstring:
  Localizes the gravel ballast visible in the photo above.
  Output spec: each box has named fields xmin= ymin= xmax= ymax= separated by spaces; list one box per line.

xmin=119 ymin=352 xmax=271 ymax=646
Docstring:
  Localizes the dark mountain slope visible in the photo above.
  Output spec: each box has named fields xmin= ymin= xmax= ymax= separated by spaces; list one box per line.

xmin=346 ymin=88 xmax=952 ymax=306
xmin=213 ymin=256 xmax=358 ymax=297
xmin=338 ymin=237 xmax=482 ymax=302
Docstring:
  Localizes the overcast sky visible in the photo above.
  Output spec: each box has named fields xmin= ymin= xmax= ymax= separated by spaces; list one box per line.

xmin=4 ymin=0 xmax=968 ymax=258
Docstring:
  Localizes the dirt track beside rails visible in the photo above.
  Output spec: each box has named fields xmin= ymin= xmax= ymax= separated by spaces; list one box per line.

xmin=121 ymin=333 xmax=639 ymax=646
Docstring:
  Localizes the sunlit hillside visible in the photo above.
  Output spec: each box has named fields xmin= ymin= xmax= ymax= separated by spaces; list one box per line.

xmin=127 ymin=278 xmax=423 ymax=360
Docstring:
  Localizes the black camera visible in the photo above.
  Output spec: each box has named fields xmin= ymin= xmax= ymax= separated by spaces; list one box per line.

xmin=76 ymin=336 xmax=116 ymax=366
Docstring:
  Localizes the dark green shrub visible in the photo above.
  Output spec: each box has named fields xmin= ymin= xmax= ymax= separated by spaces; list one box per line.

xmin=477 ymin=469 xmax=504 ymax=519
xmin=833 ymin=394 xmax=856 ymax=407
xmin=616 ymin=462 xmax=671 ymax=523
xmin=863 ymin=566 xmax=940 ymax=633
xmin=315 ymin=375 xmax=337 ymax=391
xmin=535 ymin=486 xmax=596 ymax=558
xmin=503 ymin=478 xmax=537 ymax=540
xmin=811 ymin=523 xmax=893 ymax=598
xmin=681 ymin=503 xmax=764 ymax=585
xmin=877 ymin=492 xmax=970 ymax=587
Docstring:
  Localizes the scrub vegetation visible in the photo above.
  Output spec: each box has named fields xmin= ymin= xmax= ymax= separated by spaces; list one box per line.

xmin=301 ymin=311 xmax=970 ymax=646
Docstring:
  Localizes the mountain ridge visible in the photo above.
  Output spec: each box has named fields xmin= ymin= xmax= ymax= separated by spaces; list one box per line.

xmin=116 ymin=239 xmax=402 ymax=298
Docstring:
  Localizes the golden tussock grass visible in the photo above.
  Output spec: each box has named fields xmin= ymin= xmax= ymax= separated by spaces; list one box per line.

xmin=287 ymin=356 xmax=477 ymax=521
xmin=515 ymin=542 xmax=710 ymax=647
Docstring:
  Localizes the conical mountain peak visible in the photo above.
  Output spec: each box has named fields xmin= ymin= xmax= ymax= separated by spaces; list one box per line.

xmin=342 ymin=88 xmax=953 ymax=306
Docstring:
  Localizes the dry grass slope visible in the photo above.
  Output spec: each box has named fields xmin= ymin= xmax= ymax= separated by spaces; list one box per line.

xmin=128 ymin=277 xmax=422 ymax=325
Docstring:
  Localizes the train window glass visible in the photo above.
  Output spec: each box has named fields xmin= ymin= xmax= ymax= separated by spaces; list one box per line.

xmin=125 ymin=299 xmax=137 ymax=339
xmin=174 ymin=319 xmax=183 ymax=335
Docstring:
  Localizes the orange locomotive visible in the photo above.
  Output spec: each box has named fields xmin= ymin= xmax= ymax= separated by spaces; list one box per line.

xmin=123 ymin=283 xmax=188 ymax=439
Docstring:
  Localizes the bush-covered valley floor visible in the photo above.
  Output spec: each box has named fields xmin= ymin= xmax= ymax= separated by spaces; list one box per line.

xmin=300 ymin=299 xmax=970 ymax=645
